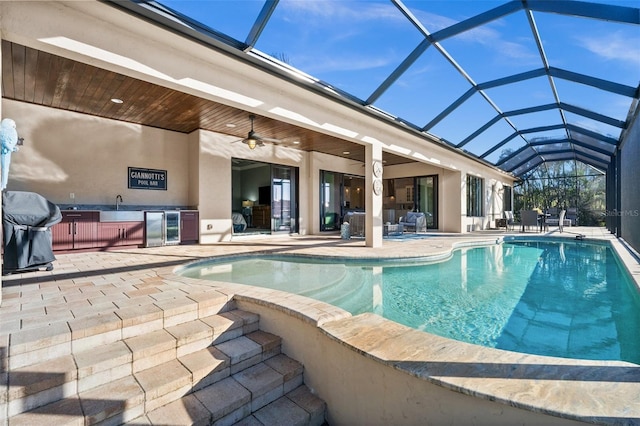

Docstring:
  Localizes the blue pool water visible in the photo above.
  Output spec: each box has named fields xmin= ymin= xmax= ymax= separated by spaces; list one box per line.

xmin=178 ymin=239 xmax=640 ymax=364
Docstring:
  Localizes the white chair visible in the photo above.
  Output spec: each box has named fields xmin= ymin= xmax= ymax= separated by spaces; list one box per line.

xmin=345 ymin=212 xmax=366 ymax=237
xmin=558 ymin=209 xmax=566 ymax=233
xmin=504 ymin=211 xmax=515 ymax=231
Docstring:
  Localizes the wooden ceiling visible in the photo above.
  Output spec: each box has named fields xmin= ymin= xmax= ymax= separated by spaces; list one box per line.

xmin=1 ymin=41 xmax=412 ymax=166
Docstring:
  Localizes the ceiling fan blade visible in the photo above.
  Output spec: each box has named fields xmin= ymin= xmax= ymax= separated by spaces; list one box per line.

xmin=229 ymin=115 xmax=275 ymax=148
xmin=252 ymin=131 xmax=284 ymax=144
xmin=259 ymin=136 xmax=284 ymax=143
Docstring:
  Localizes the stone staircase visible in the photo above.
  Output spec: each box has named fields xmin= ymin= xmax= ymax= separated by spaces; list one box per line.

xmin=2 ymin=298 xmax=326 ymax=425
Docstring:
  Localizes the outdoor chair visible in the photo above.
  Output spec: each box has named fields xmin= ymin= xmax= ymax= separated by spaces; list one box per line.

xmin=399 ymin=212 xmax=427 ymax=233
xmin=504 ymin=211 xmax=516 ymax=231
xmin=540 ymin=208 xmax=550 ymax=232
xmin=546 ymin=208 xmax=560 ymax=227
xmin=345 ymin=211 xmax=366 ymax=238
xmin=520 ymin=210 xmax=539 ymax=232
xmin=566 ymin=207 xmax=578 ymax=226
xmin=558 ymin=209 xmax=566 ymax=233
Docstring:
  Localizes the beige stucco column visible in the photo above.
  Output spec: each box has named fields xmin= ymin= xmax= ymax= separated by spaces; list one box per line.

xmin=365 ymin=143 xmax=383 ymax=248
xmin=195 ymin=130 xmax=234 ymax=243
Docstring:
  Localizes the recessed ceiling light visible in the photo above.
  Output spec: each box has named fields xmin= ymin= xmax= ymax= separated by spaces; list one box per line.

xmin=343 ymin=151 xmax=350 ymax=155
xmin=226 ymin=123 xmax=237 ymax=128
xmin=292 ymin=140 xmax=300 ymax=145
xmin=110 ymin=98 xmax=123 ymax=104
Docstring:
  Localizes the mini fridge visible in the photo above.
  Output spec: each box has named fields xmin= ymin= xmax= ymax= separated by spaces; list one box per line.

xmin=145 ymin=211 xmax=181 ymax=247
xmin=164 ymin=211 xmax=180 ymax=245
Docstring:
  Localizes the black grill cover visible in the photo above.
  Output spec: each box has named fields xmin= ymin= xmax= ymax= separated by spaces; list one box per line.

xmin=2 ymin=191 xmax=62 ymax=273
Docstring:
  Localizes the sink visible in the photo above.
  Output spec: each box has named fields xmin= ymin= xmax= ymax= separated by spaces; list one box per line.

xmin=99 ymin=210 xmax=145 ymax=222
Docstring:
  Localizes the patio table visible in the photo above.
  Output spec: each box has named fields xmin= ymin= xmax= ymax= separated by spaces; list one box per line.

xmin=384 ymin=223 xmax=404 ymax=236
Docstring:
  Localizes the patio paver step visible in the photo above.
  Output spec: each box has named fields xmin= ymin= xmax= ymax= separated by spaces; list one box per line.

xmin=5 ymin=307 xmax=259 ymax=417
xmin=6 ymin=304 xmax=327 ymax=425
xmin=135 ymin=362 xmax=324 ymax=425
xmin=136 ymin=384 xmax=325 ymax=426
xmin=3 ymin=291 xmax=233 ymax=370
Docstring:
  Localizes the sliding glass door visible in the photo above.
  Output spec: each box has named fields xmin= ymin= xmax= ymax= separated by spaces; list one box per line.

xmin=320 ymin=171 xmax=342 ymax=231
xmin=319 ymin=171 xmax=366 ymax=231
xmin=272 ymin=165 xmax=297 ymax=233
xmin=415 ymin=175 xmax=438 ymax=229
xmin=231 ymin=159 xmax=298 ymax=235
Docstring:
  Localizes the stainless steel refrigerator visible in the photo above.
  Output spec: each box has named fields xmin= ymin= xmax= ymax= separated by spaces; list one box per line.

xmin=145 ymin=211 xmax=180 ymax=247
xmin=145 ymin=211 xmax=164 ymax=247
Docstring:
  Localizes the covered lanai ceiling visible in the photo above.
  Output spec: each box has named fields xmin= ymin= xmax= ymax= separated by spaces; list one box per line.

xmin=110 ymin=0 xmax=640 ymax=178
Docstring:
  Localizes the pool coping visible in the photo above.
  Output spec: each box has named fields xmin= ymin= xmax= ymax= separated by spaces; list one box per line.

xmin=1 ymin=229 xmax=637 ymax=424
xmin=171 ymin=232 xmax=640 ymax=425
xmin=179 ymin=233 xmax=640 ymax=293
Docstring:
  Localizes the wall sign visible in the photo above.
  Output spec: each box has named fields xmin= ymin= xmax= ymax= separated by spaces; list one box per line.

xmin=128 ymin=167 xmax=167 ymax=190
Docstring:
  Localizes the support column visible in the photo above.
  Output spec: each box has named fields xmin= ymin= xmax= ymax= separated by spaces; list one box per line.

xmin=365 ymin=143 xmax=383 ymax=248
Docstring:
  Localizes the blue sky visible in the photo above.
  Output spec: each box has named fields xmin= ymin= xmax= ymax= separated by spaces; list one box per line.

xmin=159 ymin=0 xmax=640 ymax=170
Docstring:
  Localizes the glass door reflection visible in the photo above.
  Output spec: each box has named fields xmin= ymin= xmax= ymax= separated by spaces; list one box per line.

xmin=415 ymin=175 xmax=438 ymax=229
xmin=272 ymin=166 xmax=292 ymax=233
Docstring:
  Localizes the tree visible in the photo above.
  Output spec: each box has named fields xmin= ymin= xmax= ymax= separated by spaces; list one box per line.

xmin=513 ymin=160 xmax=605 ymax=226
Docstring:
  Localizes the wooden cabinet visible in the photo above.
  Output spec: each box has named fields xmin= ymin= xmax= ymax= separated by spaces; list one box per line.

xmin=51 ymin=221 xmax=73 ymax=251
xmin=396 ymin=185 xmax=414 ymax=204
xmin=52 ymin=212 xmax=144 ymax=251
xmin=53 ymin=210 xmax=206 ymax=251
xmin=180 ymin=211 xmax=199 ymax=243
xmin=51 ymin=211 xmax=99 ymax=251
xmin=97 ymin=223 xmax=121 ymax=247
xmin=252 ymin=205 xmax=271 ymax=229
xmin=98 ymin=222 xmax=144 ymax=247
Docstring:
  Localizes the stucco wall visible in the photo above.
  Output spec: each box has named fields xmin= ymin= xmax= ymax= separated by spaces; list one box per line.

xmin=0 ymin=98 xmax=513 ymax=239
xmin=2 ymin=99 xmax=190 ymax=207
xmin=195 ymin=128 xmax=311 ymax=242
xmin=187 ymin=131 xmax=200 ymax=208
xmin=235 ymin=298 xmax=584 ymax=426
xmin=461 ymin=172 xmax=513 ymax=232
xmin=1 ymin=100 xmax=319 ymax=244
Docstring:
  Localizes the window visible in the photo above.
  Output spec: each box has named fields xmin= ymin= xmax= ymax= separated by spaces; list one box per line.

xmin=503 ymin=185 xmax=512 ymax=212
xmin=467 ymin=175 xmax=484 ymax=217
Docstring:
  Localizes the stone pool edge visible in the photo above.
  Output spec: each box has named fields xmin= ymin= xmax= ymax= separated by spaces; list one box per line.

xmin=167 ymin=234 xmax=640 ymax=425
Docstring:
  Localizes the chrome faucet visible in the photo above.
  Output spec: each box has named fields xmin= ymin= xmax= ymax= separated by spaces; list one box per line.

xmin=116 ymin=194 xmax=123 ymax=210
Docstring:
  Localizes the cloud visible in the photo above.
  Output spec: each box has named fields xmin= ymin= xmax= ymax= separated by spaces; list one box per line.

xmin=279 ymin=0 xmax=404 ymax=24
xmin=575 ymin=31 xmax=640 ymax=68
xmin=274 ymin=1 xmax=538 ymax=75
xmin=300 ymin=54 xmax=392 ymax=74
xmin=410 ymin=10 xmax=458 ymax=33
xmin=410 ymin=8 xmax=538 ymax=64
xmin=275 ymin=0 xmax=411 ymax=74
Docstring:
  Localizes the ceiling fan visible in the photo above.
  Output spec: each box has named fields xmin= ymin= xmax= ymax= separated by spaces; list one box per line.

xmin=233 ymin=114 xmax=283 ymax=150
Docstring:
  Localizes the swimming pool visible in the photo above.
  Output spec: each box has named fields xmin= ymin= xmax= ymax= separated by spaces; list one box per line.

xmin=178 ymin=238 xmax=640 ymax=365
